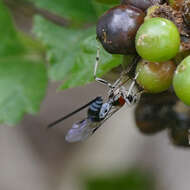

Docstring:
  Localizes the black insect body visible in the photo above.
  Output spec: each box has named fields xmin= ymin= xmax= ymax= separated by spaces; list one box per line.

xmin=66 ymin=97 xmax=125 ymax=142
xmin=47 ymin=69 xmax=141 ymax=143
xmin=48 ymin=92 xmax=126 ymax=143
xmin=87 ymin=97 xmax=104 ymax=122
xmin=48 ymin=49 xmax=142 ymax=143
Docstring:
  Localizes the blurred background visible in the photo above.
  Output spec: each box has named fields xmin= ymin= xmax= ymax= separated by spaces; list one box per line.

xmin=1 ymin=0 xmax=190 ymax=190
xmin=2 ymin=81 xmax=190 ymax=190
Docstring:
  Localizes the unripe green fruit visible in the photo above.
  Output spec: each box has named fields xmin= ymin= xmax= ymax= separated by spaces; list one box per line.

xmin=173 ymin=56 xmax=190 ymax=105
xmin=136 ymin=60 xmax=176 ymax=93
xmin=135 ymin=18 xmax=180 ymax=62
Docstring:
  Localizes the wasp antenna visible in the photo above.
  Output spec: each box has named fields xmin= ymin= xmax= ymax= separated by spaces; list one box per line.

xmin=47 ymin=96 xmax=102 ymax=129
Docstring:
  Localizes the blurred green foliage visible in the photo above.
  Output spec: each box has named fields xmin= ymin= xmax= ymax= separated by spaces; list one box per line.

xmin=0 ymin=0 xmax=125 ymax=124
xmin=85 ymin=169 xmax=155 ymax=190
xmin=0 ymin=0 xmax=24 ymax=56
xmin=33 ymin=17 xmax=122 ymax=89
xmin=0 ymin=0 xmax=48 ymax=124
xmin=95 ymin=0 xmax=120 ymax=5
xmin=0 ymin=58 xmax=47 ymax=124
xmin=29 ymin=0 xmax=97 ymax=23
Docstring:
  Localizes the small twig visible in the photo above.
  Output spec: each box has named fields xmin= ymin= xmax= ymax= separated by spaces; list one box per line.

xmin=4 ymin=0 xmax=70 ymax=27
xmin=35 ymin=8 xmax=70 ymax=27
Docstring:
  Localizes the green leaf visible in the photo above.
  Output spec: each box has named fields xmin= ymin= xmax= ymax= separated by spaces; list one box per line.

xmin=0 ymin=57 xmax=48 ymax=125
xmin=91 ymin=1 xmax=118 ymax=18
xmin=33 ymin=16 xmax=95 ymax=81
xmin=0 ymin=1 xmax=48 ymax=124
xmin=28 ymin=0 xmax=97 ymax=23
xmin=85 ymin=169 xmax=155 ymax=190
xmin=61 ymin=35 xmax=122 ymax=89
xmin=33 ymin=17 xmax=123 ymax=89
xmin=0 ymin=0 xmax=24 ymax=56
xmin=95 ymin=0 xmax=120 ymax=5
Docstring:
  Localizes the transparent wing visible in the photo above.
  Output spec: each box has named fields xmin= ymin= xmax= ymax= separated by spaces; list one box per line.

xmin=65 ymin=118 xmax=100 ymax=143
xmin=65 ymin=105 xmax=122 ymax=143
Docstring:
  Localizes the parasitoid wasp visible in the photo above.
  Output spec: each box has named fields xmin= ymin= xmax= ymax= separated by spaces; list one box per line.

xmin=48 ymin=48 xmax=144 ymax=143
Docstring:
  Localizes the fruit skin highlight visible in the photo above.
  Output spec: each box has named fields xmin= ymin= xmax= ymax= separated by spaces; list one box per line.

xmin=136 ymin=60 xmax=176 ymax=93
xmin=173 ymin=56 xmax=190 ymax=105
xmin=135 ymin=17 xmax=180 ymax=62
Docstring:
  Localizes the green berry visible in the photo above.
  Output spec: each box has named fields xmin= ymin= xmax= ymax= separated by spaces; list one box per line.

xmin=136 ymin=60 xmax=176 ymax=93
xmin=173 ymin=56 xmax=190 ymax=105
xmin=135 ymin=17 xmax=180 ymax=62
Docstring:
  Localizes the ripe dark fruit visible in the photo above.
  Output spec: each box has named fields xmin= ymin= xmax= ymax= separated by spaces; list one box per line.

xmin=121 ymin=0 xmax=164 ymax=11
xmin=135 ymin=103 xmax=167 ymax=134
xmin=169 ymin=101 xmax=190 ymax=147
xmin=170 ymin=128 xmax=190 ymax=147
xmin=96 ymin=5 xmax=145 ymax=55
xmin=135 ymin=93 xmax=173 ymax=134
xmin=136 ymin=60 xmax=176 ymax=93
xmin=135 ymin=92 xmax=177 ymax=134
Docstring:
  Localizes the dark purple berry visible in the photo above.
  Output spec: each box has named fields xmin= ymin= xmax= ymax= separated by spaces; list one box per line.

xmin=121 ymin=0 xmax=164 ymax=11
xmin=135 ymin=92 xmax=177 ymax=134
xmin=96 ymin=5 xmax=145 ymax=55
xmin=170 ymin=127 xmax=190 ymax=147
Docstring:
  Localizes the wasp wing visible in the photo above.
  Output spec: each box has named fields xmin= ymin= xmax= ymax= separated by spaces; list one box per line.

xmin=65 ymin=105 xmax=122 ymax=143
xmin=65 ymin=118 xmax=99 ymax=143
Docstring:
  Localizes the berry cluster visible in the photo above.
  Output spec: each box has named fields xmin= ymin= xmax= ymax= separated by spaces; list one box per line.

xmin=96 ymin=0 xmax=190 ymax=146
xmin=135 ymin=92 xmax=190 ymax=147
xmin=96 ymin=0 xmax=190 ymax=105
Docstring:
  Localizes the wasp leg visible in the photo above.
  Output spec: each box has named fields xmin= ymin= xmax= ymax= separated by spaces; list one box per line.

xmin=127 ymin=72 xmax=139 ymax=97
xmin=94 ymin=47 xmax=114 ymax=89
xmin=120 ymin=72 xmax=145 ymax=106
xmin=132 ymin=89 xmax=145 ymax=104
xmin=112 ymin=71 xmax=129 ymax=88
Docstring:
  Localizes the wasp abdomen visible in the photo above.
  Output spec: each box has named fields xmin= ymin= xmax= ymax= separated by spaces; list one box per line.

xmin=88 ymin=97 xmax=103 ymax=122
